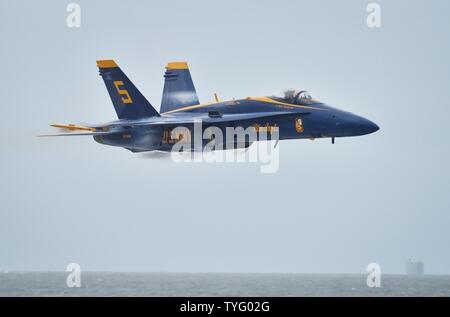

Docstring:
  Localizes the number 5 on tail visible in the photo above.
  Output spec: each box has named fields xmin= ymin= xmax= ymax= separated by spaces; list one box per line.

xmin=114 ymin=80 xmax=133 ymax=104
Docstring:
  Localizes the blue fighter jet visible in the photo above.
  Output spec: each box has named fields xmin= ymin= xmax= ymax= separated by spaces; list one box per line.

xmin=42 ymin=60 xmax=379 ymax=152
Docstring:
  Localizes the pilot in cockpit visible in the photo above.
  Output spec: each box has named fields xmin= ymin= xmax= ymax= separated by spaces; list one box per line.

xmin=270 ymin=89 xmax=316 ymax=105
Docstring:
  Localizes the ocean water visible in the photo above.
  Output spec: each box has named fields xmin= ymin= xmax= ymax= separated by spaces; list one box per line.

xmin=0 ymin=272 xmax=449 ymax=297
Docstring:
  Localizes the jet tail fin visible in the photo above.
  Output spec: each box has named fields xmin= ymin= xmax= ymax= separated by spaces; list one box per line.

xmin=97 ymin=60 xmax=160 ymax=119
xmin=160 ymin=62 xmax=200 ymax=113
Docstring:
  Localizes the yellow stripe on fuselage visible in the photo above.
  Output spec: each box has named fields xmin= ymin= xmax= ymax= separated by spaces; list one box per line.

xmin=161 ymin=97 xmax=326 ymax=114
xmin=162 ymin=101 xmax=218 ymax=114
xmin=252 ymin=97 xmax=326 ymax=111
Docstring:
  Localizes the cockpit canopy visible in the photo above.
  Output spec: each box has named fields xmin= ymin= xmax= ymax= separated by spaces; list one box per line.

xmin=269 ymin=89 xmax=317 ymax=105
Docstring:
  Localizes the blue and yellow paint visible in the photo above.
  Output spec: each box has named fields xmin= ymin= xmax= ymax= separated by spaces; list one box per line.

xmin=44 ymin=59 xmax=379 ymax=152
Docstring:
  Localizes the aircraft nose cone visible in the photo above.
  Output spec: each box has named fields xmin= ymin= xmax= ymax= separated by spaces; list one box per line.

xmin=338 ymin=113 xmax=379 ymax=136
xmin=355 ymin=116 xmax=379 ymax=135
xmin=364 ymin=119 xmax=379 ymax=134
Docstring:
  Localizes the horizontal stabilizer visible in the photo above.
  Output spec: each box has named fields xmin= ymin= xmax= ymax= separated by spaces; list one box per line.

xmin=51 ymin=124 xmax=97 ymax=132
xmin=38 ymin=131 xmax=120 ymax=137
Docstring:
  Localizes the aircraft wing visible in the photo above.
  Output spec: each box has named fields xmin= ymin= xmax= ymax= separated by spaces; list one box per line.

xmin=199 ymin=111 xmax=309 ymax=124
xmin=111 ymin=111 xmax=309 ymax=127
xmin=38 ymin=123 xmax=121 ymax=137
xmin=41 ymin=111 xmax=307 ymax=136
xmin=38 ymin=131 xmax=122 ymax=137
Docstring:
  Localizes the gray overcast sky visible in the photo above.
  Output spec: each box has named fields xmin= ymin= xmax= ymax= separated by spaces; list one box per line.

xmin=0 ymin=0 xmax=449 ymax=274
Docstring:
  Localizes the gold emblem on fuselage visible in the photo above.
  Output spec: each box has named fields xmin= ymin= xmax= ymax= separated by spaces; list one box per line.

xmin=295 ymin=118 xmax=304 ymax=133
